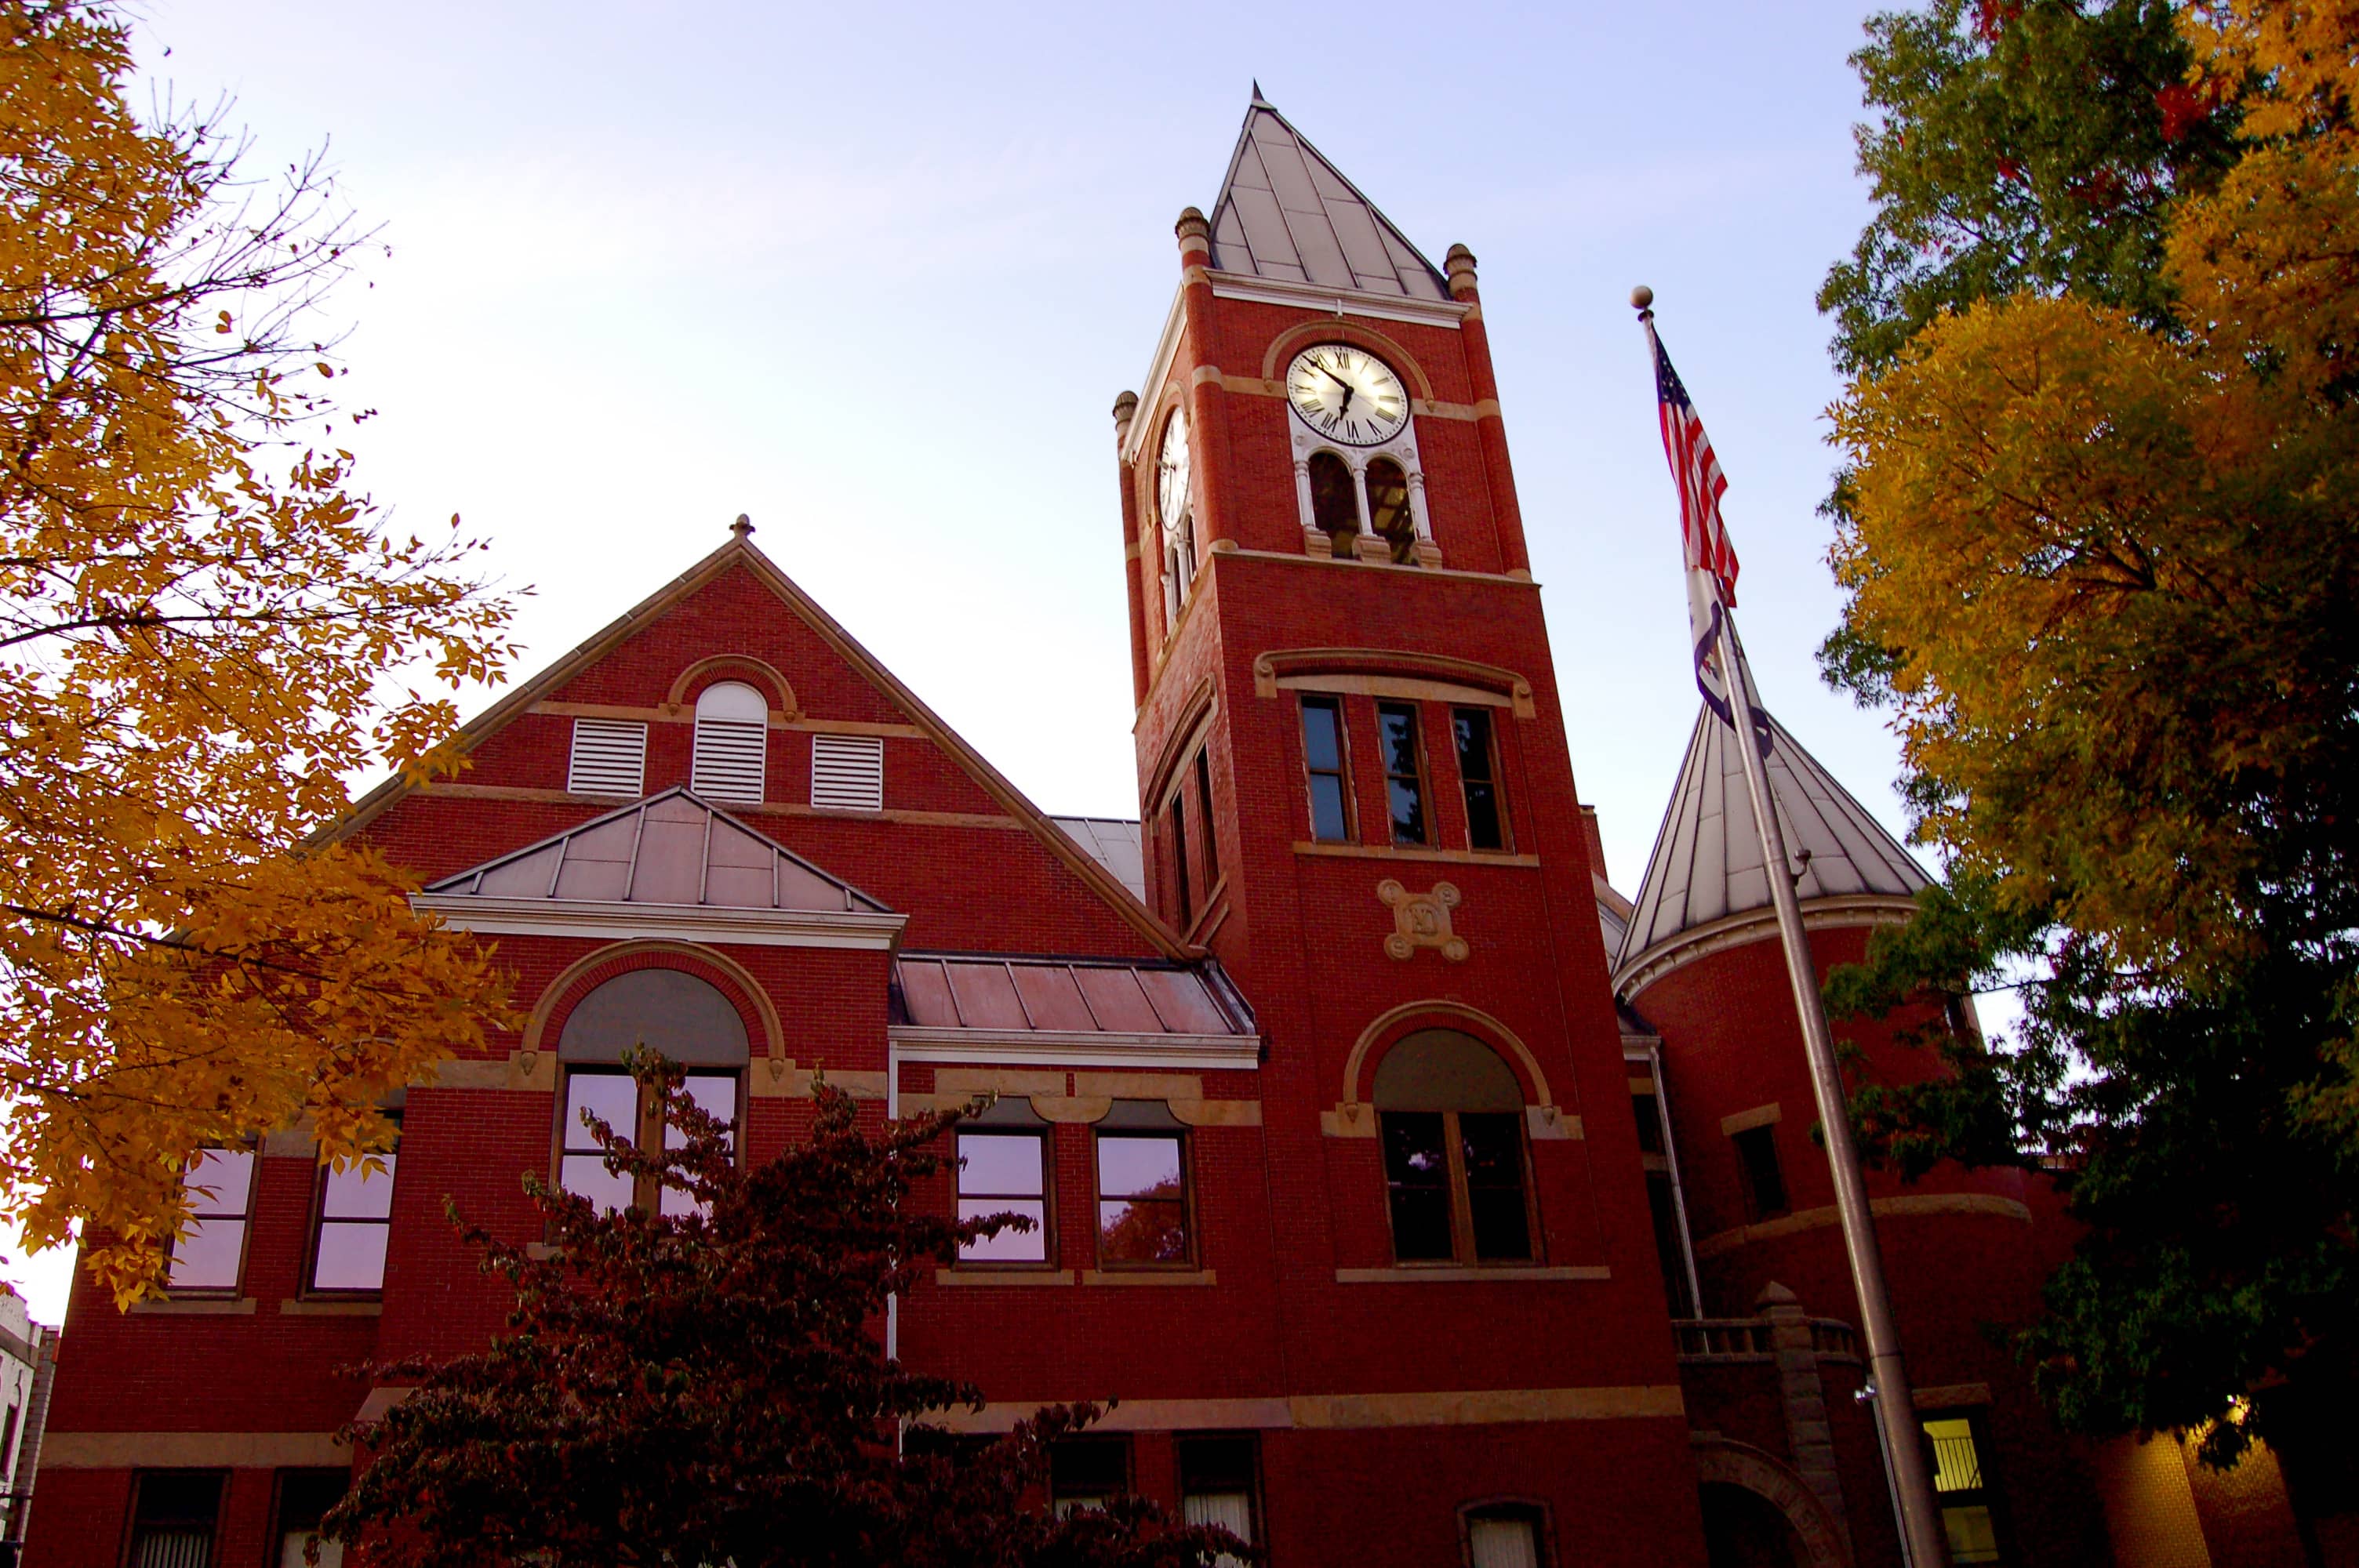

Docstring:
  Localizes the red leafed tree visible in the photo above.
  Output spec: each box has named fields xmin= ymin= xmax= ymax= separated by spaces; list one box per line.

xmin=325 ymin=1065 xmax=1241 ymax=1568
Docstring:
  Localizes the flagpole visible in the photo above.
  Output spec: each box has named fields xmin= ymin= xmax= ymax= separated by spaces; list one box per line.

xmin=1632 ymin=287 xmax=1950 ymax=1568
xmin=1717 ymin=612 xmax=1949 ymax=1568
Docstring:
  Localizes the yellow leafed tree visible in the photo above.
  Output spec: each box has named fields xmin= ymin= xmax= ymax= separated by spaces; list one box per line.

xmin=2 ymin=1 xmax=518 ymax=1302
xmin=1828 ymin=0 xmax=2359 ymax=983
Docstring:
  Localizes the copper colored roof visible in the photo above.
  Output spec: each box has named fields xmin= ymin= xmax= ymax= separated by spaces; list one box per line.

xmin=892 ymin=954 xmax=1254 ymax=1039
xmin=1050 ymin=816 xmax=1146 ymax=901
xmin=423 ymin=787 xmax=889 ymax=914
xmin=1615 ymin=706 xmax=1930 ymax=983
xmin=1208 ymin=93 xmax=1449 ymax=301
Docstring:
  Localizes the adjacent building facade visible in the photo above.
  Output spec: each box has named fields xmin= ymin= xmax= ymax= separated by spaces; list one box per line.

xmin=27 ymin=96 xmax=2339 ymax=1568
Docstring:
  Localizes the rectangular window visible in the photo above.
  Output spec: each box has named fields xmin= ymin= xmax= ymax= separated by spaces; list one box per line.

xmin=559 ymin=1069 xmax=737 ymax=1216
xmin=1299 ymin=696 xmax=1351 ymax=842
xmin=1466 ymin=1512 xmax=1545 ymax=1568
xmin=567 ymin=717 xmax=647 ymax=797
xmin=1453 ymin=708 xmax=1507 ymax=851
xmin=1177 ymin=1433 xmax=1258 ymax=1558
xmin=810 ymin=733 xmax=885 ymax=812
xmin=129 ymin=1471 xmax=224 ymax=1568
xmin=956 ymin=1130 xmax=1050 ymax=1265
xmin=1095 ymin=1131 xmax=1190 ymax=1267
xmin=1169 ymin=792 xmax=1193 ymax=928
xmin=1050 ymin=1438 xmax=1130 ymax=1517
xmin=274 ymin=1471 xmax=349 ymax=1568
xmin=1733 ymin=1123 xmax=1788 ymax=1220
xmin=1194 ymin=750 xmax=1220 ymax=885
xmin=166 ymin=1149 xmax=254 ymax=1295
xmin=1925 ymin=1414 xmax=2004 ymax=1564
xmin=1380 ymin=1111 xmax=1534 ymax=1265
xmin=1376 ymin=702 xmax=1428 ymax=844
xmin=310 ymin=1132 xmax=398 ymax=1295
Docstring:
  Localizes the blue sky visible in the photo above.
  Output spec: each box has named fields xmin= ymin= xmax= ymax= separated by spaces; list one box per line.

xmin=5 ymin=0 xmax=1919 ymax=1318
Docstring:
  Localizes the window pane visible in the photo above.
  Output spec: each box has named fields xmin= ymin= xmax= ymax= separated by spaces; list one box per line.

xmin=1098 ymin=1135 xmax=1183 ymax=1200
xmin=1098 ymin=1199 xmax=1188 ymax=1262
xmin=1301 ymin=701 xmax=1343 ymax=771
xmin=1925 ymin=1417 xmax=1984 ymax=1491
xmin=561 ymin=1153 xmax=635 ymax=1214
xmin=1387 ymin=777 xmax=1427 ymax=844
xmin=1461 ymin=1113 xmax=1530 ymax=1261
xmin=281 ymin=1537 xmax=344 ymax=1568
xmin=1647 ymin=1174 xmax=1696 ymax=1316
xmin=1377 ymin=706 xmax=1419 ymax=776
xmin=1308 ymin=775 xmax=1350 ymax=843
xmin=1456 ymin=710 xmax=1505 ymax=851
xmin=1942 ymin=1504 xmax=2001 ymax=1564
xmin=1380 ymin=1112 xmax=1452 ymax=1261
xmin=959 ymin=1198 xmax=1048 ymax=1261
xmin=1630 ymin=1091 xmax=1664 ymax=1154
xmin=1468 ymin=1517 xmax=1540 ymax=1568
xmin=136 ymin=1530 xmax=214 ymax=1568
xmin=959 ymin=1134 xmax=1045 ymax=1197
xmin=166 ymin=1219 xmax=246 ymax=1290
xmin=184 ymin=1150 xmax=253 ymax=1217
xmin=1195 ymin=753 xmax=1219 ymax=882
xmin=1308 ymin=452 xmax=1357 ymax=546
xmin=311 ymin=1221 xmax=389 ymax=1292
xmin=321 ymin=1156 xmax=396 ymax=1221
xmin=565 ymin=1073 xmax=639 ymax=1153
xmin=1183 ymin=1490 xmax=1254 ymax=1542
xmin=664 ymin=1073 xmax=738 ymax=1151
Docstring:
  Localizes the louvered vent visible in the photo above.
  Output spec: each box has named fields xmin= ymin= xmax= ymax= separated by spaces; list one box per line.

xmin=810 ymin=735 xmax=885 ymax=812
xmin=567 ymin=718 xmax=647 ymax=797
xmin=692 ymin=717 xmax=768 ymax=804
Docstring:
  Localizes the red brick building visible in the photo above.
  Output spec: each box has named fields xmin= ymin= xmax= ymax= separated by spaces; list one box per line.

xmin=27 ymin=95 xmax=2325 ymax=1568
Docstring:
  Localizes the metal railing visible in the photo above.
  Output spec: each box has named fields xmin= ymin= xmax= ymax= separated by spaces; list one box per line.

xmin=1671 ymin=1316 xmax=1861 ymax=1364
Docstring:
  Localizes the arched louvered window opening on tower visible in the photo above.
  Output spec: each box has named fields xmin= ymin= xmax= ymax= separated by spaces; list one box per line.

xmin=1307 ymin=451 xmax=1361 ymax=560
xmin=692 ymin=681 xmax=768 ymax=804
xmin=1365 ymin=458 xmax=1416 ymax=564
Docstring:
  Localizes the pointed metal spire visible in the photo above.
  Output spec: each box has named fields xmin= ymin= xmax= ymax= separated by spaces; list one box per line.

xmin=1206 ymin=96 xmax=1448 ymax=300
xmin=1614 ymin=705 xmax=1929 ymax=982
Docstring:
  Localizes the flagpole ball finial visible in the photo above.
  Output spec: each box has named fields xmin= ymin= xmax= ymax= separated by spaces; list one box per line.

xmin=1630 ymin=284 xmax=1654 ymax=311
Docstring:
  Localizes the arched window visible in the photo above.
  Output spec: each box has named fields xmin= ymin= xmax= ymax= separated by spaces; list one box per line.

xmin=1307 ymin=451 xmax=1360 ymax=559
xmin=692 ymin=680 xmax=768 ymax=804
xmin=557 ymin=968 xmax=749 ymax=1215
xmin=1365 ymin=457 xmax=1415 ymax=563
xmin=1373 ymin=1029 xmax=1533 ymax=1264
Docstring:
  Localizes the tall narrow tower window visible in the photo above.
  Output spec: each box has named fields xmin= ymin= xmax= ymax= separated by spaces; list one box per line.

xmin=692 ymin=681 xmax=768 ymax=804
xmin=1453 ymin=709 xmax=1507 ymax=851
xmin=1193 ymin=750 xmax=1219 ymax=885
xmin=1299 ymin=696 xmax=1352 ymax=842
xmin=1365 ymin=457 xmax=1414 ymax=562
xmin=1307 ymin=452 xmax=1358 ymax=558
xmin=1376 ymin=702 xmax=1429 ymax=844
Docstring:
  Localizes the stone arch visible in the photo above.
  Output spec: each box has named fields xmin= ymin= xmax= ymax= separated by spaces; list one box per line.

xmin=664 ymin=655 xmax=798 ymax=718
xmin=1690 ymin=1439 xmax=1851 ymax=1568
xmin=1341 ymin=1000 xmax=1554 ymax=1113
xmin=1259 ymin=318 xmax=1438 ymax=403
xmin=522 ymin=940 xmax=785 ymax=1070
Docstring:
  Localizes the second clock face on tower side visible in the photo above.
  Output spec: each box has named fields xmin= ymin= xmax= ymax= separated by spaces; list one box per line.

xmin=1286 ymin=343 xmax=1409 ymax=447
xmin=1158 ymin=407 xmax=1191 ymax=529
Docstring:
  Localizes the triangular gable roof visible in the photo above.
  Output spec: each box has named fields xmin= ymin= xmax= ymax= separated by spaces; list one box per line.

xmin=1614 ymin=705 xmax=1930 ymax=986
xmin=336 ymin=528 xmax=1191 ymax=958
xmin=423 ymin=787 xmax=890 ymax=914
xmin=1208 ymin=93 xmax=1450 ymax=301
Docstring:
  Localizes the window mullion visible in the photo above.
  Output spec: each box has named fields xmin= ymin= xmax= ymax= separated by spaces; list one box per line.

xmin=1441 ymin=1110 xmax=1477 ymax=1265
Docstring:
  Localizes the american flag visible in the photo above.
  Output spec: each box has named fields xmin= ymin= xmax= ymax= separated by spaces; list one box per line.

xmin=1649 ymin=324 xmax=1739 ymax=608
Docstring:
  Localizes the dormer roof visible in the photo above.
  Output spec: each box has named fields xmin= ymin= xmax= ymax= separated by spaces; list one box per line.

xmin=1613 ymin=706 xmax=1931 ymax=990
xmin=1209 ymin=93 xmax=1449 ymax=301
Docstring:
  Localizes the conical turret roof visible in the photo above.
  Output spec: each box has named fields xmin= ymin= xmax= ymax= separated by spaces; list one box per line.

xmin=1207 ymin=93 xmax=1449 ymax=301
xmin=1614 ymin=706 xmax=1931 ymax=987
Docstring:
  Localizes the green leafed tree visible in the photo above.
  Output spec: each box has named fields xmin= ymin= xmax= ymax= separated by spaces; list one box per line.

xmin=326 ymin=1065 xmax=1245 ymax=1568
xmin=1816 ymin=0 xmax=2359 ymax=1490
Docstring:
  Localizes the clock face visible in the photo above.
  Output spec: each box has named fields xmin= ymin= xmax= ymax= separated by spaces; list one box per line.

xmin=1287 ymin=343 xmax=1409 ymax=446
xmin=1157 ymin=408 xmax=1191 ymax=532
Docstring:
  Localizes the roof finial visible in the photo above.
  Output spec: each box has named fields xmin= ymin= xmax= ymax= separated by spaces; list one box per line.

xmin=1251 ymin=78 xmax=1269 ymax=105
xmin=731 ymin=514 xmax=754 ymax=539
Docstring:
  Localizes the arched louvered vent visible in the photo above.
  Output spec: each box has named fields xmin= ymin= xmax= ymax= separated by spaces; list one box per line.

xmin=692 ymin=681 xmax=768 ymax=804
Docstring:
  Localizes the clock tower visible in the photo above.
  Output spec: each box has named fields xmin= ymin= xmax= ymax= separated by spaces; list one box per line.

xmin=1111 ymin=92 xmax=1710 ymax=1563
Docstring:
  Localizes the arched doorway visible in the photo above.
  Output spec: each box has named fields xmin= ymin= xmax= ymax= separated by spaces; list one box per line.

xmin=1702 ymin=1482 xmax=1810 ymax=1568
